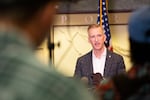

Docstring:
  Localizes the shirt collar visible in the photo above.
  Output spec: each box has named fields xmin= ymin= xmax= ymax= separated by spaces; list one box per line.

xmin=92 ymin=47 xmax=107 ymax=59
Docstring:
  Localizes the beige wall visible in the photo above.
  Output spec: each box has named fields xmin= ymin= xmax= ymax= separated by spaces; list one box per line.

xmin=35 ymin=39 xmax=49 ymax=66
xmin=35 ymin=12 xmax=132 ymax=76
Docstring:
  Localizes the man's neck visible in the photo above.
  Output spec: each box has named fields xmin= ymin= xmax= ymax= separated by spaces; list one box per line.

xmin=93 ymin=47 xmax=106 ymax=58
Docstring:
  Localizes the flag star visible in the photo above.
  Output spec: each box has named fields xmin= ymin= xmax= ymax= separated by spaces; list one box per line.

xmin=105 ymin=18 xmax=107 ymax=21
xmin=102 ymin=2 xmax=105 ymax=5
xmin=103 ymin=7 xmax=106 ymax=11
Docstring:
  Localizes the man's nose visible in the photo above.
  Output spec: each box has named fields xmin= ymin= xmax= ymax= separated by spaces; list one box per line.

xmin=95 ymin=36 xmax=98 ymax=41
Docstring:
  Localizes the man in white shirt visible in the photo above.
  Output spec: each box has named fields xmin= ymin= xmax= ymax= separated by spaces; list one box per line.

xmin=74 ymin=24 xmax=125 ymax=87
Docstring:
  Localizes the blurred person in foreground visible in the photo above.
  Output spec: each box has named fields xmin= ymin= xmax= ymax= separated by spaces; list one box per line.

xmin=95 ymin=6 xmax=150 ymax=100
xmin=74 ymin=24 xmax=126 ymax=88
xmin=0 ymin=0 xmax=95 ymax=100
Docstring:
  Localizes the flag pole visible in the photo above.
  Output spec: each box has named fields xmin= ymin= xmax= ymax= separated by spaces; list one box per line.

xmin=100 ymin=0 xmax=102 ymax=27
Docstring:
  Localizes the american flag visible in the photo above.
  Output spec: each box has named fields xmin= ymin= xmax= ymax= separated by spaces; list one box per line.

xmin=97 ymin=0 xmax=111 ymax=48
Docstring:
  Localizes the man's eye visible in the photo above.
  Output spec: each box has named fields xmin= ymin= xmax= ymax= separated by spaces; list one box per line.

xmin=98 ymin=35 xmax=102 ymax=37
xmin=90 ymin=36 xmax=95 ymax=38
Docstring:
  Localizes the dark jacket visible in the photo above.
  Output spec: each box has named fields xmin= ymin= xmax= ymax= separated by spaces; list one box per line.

xmin=74 ymin=49 xmax=126 ymax=86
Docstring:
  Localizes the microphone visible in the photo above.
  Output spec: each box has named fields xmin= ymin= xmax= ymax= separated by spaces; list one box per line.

xmin=91 ymin=73 xmax=103 ymax=87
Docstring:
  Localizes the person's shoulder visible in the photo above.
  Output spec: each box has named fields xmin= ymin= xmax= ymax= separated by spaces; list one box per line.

xmin=77 ymin=51 xmax=92 ymax=60
xmin=41 ymin=68 xmax=95 ymax=100
xmin=15 ymin=57 xmax=95 ymax=100
xmin=5 ymin=61 xmax=95 ymax=100
xmin=107 ymin=49 xmax=123 ymax=58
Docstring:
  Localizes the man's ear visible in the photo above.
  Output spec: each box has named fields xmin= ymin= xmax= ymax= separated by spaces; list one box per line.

xmin=103 ymin=34 xmax=106 ymax=41
xmin=88 ymin=36 xmax=91 ymax=43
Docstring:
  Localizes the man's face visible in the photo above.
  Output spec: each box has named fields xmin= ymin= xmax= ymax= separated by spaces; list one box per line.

xmin=88 ymin=27 xmax=106 ymax=51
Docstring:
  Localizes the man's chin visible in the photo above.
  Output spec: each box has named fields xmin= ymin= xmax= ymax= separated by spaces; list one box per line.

xmin=94 ymin=45 xmax=101 ymax=49
xmin=94 ymin=47 xmax=102 ymax=51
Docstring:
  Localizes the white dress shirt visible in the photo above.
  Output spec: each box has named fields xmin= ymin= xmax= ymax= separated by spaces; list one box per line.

xmin=92 ymin=48 xmax=107 ymax=76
